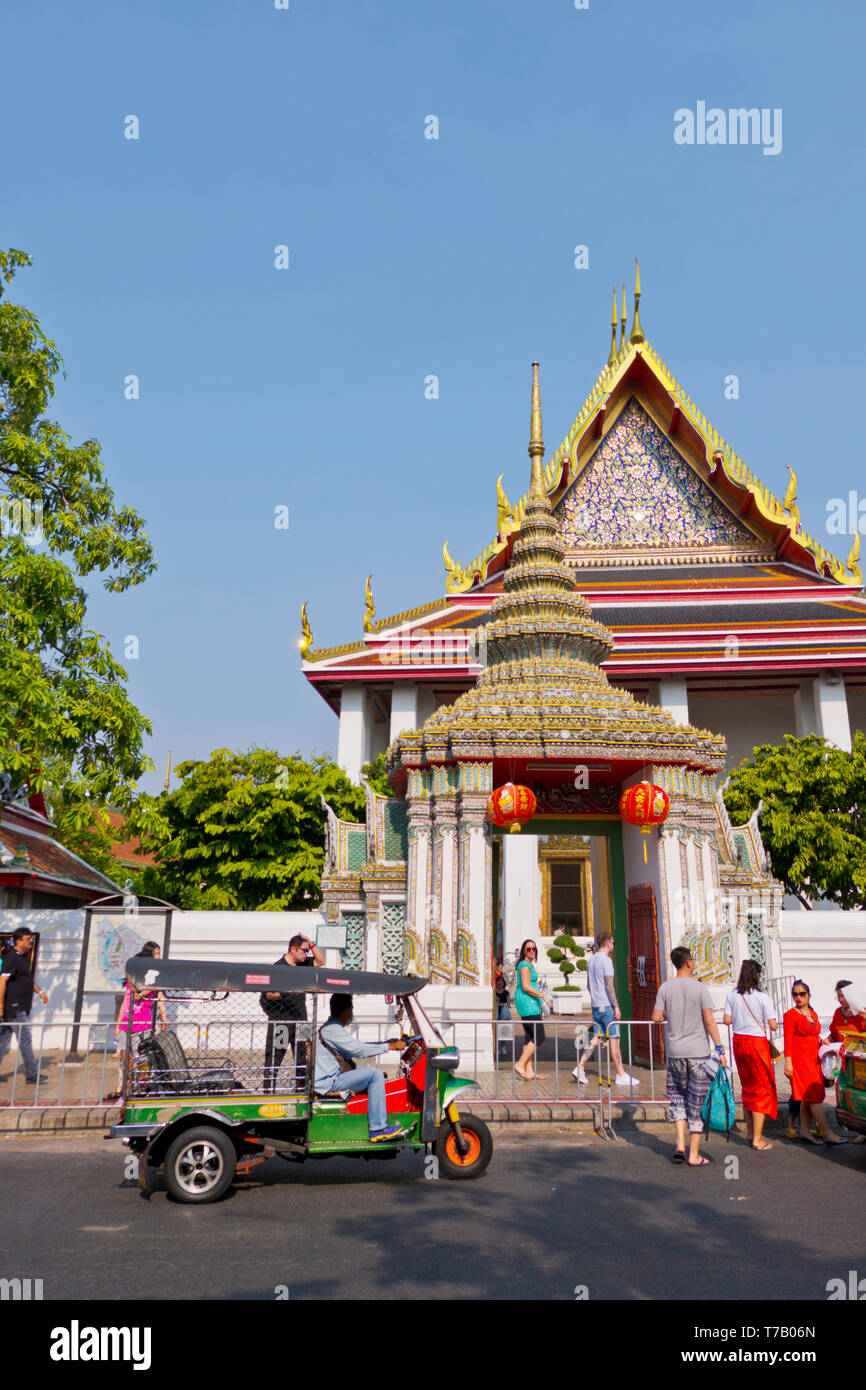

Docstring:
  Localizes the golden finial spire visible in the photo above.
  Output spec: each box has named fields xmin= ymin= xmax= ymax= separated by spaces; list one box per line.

xmin=299 ymin=602 xmax=313 ymax=658
xmin=629 ymin=257 xmax=645 ymax=344
xmin=783 ymin=466 xmax=800 ymax=529
xmin=847 ymin=533 xmax=861 ymax=584
xmin=528 ymin=362 xmax=545 ymax=500
xmin=619 ymin=284 xmax=627 ymax=354
xmin=363 ymin=574 xmax=376 ymax=632
xmin=496 ymin=473 xmax=512 ymax=534
xmin=606 ymin=285 xmax=618 ymax=367
xmin=164 ymin=750 xmax=172 ymax=793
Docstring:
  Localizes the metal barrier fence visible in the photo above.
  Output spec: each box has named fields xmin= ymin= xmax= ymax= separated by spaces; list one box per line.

xmin=765 ymin=975 xmax=796 ymax=1023
xmin=0 ymin=1013 xmax=748 ymax=1111
xmin=0 ymin=1020 xmax=117 ymax=1108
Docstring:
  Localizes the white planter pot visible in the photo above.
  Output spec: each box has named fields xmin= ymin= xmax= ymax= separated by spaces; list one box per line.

xmin=551 ymin=992 xmax=582 ymax=1015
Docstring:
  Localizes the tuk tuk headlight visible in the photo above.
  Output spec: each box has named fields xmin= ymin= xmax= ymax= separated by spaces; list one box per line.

xmin=431 ymin=1049 xmax=460 ymax=1071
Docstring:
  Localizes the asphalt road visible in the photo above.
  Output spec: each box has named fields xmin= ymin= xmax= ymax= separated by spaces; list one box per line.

xmin=1 ymin=1129 xmax=863 ymax=1301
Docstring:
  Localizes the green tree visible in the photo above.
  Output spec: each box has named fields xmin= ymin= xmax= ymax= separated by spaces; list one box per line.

xmin=723 ymin=733 xmax=866 ymax=909
xmin=127 ymin=747 xmax=367 ymax=911
xmin=361 ymin=752 xmax=394 ymax=798
xmin=0 ymin=249 xmax=156 ymax=821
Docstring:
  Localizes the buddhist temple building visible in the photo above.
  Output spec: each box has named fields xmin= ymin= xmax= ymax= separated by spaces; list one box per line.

xmin=301 ymin=269 xmax=865 ymax=1017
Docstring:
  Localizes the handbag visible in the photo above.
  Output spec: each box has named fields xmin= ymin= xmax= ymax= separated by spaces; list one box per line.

xmin=742 ymin=993 xmax=781 ymax=1060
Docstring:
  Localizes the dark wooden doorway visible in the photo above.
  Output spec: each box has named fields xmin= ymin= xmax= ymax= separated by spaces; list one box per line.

xmin=626 ymin=883 xmax=664 ymax=1065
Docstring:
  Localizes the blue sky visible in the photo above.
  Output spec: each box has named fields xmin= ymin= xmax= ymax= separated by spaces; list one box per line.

xmin=3 ymin=0 xmax=864 ymax=791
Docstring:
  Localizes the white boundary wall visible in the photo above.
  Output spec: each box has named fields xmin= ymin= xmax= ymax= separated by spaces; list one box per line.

xmin=0 ymin=909 xmax=493 ymax=1055
xmin=778 ymin=910 xmax=866 ymax=1025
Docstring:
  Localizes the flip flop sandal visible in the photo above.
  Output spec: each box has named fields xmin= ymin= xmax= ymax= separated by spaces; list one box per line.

xmin=687 ymin=1155 xmax=714 ymax=1166
xmin=671 ymin=1151 xmax=686 ymax=1164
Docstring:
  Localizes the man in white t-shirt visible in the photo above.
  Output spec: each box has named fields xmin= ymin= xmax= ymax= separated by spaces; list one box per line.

xmin=573 ymin=933 xmax=636 ymax=1089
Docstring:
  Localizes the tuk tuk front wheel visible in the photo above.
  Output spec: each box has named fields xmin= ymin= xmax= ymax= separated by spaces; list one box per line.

xmin=163 ymin=1125 xmax=237 ymax=1204
xmin=434 ymin=1113 xmax=492 ymax=1180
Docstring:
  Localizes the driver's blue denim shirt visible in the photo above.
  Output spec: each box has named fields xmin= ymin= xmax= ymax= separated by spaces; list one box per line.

xmin=314 ymin=1020 xmax=391 ymax=1093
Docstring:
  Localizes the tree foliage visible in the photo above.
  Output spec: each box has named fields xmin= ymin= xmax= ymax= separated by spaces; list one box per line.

xmin=723 ymin=733 xmax=866 ymax=909
xmin=127 ymin=748 xmax=367 ymax=911
xmin=0 ymin=249 xmax=156 ymax=821
xmin=361 ymin=752 xmax=394 ymax=798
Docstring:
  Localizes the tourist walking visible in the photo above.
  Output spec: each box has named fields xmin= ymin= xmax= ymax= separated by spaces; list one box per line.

xmin=514 ymin=939 xmax=546 ymax=1081
xmin=783 ymin=980 xmax=848 ymax=1146
xmin=0 ymin=928 xmax=49 ymax=1085
xmin=573 ymin=932 xmax=635 ymax=1089
xmin=110 ymin=941 xmax=167 ymax=1100
xmin=723 ymin=959 xmax=778 ymax=1150
xmin=652 ymin=946 xmax=727 ymax=1166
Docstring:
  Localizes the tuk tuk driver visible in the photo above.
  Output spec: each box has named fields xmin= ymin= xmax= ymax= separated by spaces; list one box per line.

xmin=315 ymin=994 xmax=411 ymax=1143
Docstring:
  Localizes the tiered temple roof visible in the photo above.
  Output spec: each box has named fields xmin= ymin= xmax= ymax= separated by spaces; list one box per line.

xmin=302 ymin=271 xmax=866 ymax=711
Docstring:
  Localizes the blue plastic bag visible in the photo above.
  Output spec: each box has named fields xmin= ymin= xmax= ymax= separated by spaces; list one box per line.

xmin=701 ymin=1063 xmax=736 ymax=1138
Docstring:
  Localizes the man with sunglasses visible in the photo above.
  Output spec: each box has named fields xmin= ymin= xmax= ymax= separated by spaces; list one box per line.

xmin=260 ymin=934 xmax=324 ymax=1092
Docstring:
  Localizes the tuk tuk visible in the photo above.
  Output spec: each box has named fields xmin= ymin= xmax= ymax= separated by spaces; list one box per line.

xmin=836 ymin=1028 xmax=866 ymax=1140
xmin=110 ymin=956 xmax=493 ymax=1203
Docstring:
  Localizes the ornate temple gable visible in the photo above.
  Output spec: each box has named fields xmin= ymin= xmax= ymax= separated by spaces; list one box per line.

xmin=447 ymin=308 xmax=858 ymax=592
xmin=554 ymin=398 xmax=768 ymax=567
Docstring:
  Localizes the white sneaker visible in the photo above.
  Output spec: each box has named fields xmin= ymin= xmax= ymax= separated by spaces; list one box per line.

xmin=614 ymin=1073 xmax=636 ymax=1088
xmin=573 ymin=1067 xmax=589 ymax=1084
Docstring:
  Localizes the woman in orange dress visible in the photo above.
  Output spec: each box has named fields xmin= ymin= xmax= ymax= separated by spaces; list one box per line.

xmin=783 ymin=980 xmax=847 ymax=1146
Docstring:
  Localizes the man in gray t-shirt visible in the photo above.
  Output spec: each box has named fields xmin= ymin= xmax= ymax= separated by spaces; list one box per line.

xmin=653 ymin=947 xmax=727 ymax=1166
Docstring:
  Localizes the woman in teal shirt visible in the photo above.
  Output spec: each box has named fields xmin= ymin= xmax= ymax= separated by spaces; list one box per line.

xmin=514 ymin=939 xmax=547 ymax=1080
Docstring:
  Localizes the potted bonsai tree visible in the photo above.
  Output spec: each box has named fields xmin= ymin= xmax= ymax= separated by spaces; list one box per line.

xmin=546 ymin=932 xmax=586 ymax=1014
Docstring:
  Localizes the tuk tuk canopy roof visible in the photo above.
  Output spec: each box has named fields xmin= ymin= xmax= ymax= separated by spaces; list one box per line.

xmin=124 ymin=957 xmax=429 ymax=997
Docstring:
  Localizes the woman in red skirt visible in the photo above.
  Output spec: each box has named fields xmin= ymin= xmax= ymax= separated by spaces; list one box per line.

xmin=724 ymin=959 xmax=779 ymax=1150
xmin=783 ymin=980 xmax=848 ymax=1146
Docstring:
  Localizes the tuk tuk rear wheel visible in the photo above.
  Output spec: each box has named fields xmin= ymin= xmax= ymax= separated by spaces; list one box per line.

xmin=163 ymin=1125 xmax=237 ymax=1204
xmin=434 ymin=1114 xmax=492 ymax=1179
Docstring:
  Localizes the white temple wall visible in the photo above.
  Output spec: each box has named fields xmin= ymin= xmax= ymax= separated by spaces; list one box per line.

xmin=688 ymin=690 xmax=794 ymax=771
xmin=337 ymin=684 xmax=371 ymax=783
xmin=659 ymin=676 xmax=689 ymax=727
xmin=778 ymin=910 xmax=866 ymax=1024
xmin=812 ymin=672 xmax=852 ymax=751
xmin=501 ymin=833 xmax=542 ymax=957
xmin=845 ymin=681 xmax=866 ymax=739
xmin=793 ymin=680 xmax=820 ymax=738
xmin=389 ymin=681 xmax=418 ymax=741
xmin=416 ymin=687 xmax=436 ymax=726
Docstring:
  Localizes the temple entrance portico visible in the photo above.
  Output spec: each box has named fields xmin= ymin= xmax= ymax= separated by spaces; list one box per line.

xmin=319 ymin=352 xmax=787 ymax=1029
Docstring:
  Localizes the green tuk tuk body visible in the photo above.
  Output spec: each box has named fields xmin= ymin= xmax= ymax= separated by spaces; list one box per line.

xmin=111 ymin=957 xmax=492 ymax=1202
xmin=836 ymin=1029 xmax=866 ymax=1138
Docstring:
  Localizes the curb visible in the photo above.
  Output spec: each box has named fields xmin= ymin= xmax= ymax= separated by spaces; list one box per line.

xmin=0 ymin=1105 xmax=121 ymax=1135
xmin=0 ymin=1100 xmax=753 ymax=1137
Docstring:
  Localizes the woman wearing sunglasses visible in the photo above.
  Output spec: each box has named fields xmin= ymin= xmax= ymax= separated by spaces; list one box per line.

xmin=514 ymin=940 xmax=547 ymax=1081
xmin=783 ymin=980 xmax=848 ymax=1146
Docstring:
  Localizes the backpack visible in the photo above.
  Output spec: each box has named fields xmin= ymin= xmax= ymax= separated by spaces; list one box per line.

xmin=701 ymin=1064 xmax=736 ymax=1139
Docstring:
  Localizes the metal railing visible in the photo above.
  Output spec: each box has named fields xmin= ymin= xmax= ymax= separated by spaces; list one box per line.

xmin=0 ymin=1020 xmax=117 ymax=1108
xmin=0 ymin=1014 xmax=751 ymax=1111
xmin=765 ymin=974 xmax=796 ymax=1023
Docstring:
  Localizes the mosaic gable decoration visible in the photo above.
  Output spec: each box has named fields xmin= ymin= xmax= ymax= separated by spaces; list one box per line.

xmin=556 ymin=399 xmax=764 ymax=561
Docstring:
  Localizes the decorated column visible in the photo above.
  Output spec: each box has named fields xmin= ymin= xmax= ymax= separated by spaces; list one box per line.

xmin=456 ymin=761 xmax=493 ymax=987
xmin=405 ymin=768 xmax=433 ymax=973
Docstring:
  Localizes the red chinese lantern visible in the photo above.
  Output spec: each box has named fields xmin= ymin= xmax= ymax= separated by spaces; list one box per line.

xmin=619 ymin=781 xmax=670 ymax=861
xmin=486 ymin=783 xmax=537 ymax=834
